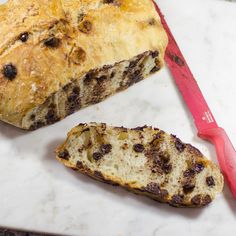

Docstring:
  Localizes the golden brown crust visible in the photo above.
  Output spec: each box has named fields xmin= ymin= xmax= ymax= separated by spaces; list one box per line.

xmin=0 ymin=0 xmax=168 ymax=128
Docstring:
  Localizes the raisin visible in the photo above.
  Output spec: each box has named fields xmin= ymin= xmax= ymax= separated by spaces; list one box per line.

xmin=151 ymin=51 xmax=159 ymax=58
xmin=122 ymin=70 xmax=129 ymax=78
xmin=115 ymin=126 xmax=128 ymax=132
xmin=183 ymin=169 xmax=195 ymax=177
xmin=100 ymin=144 xmax=112 ymax=155
xmin=129 ymin=55 xmax=143 ymax=69
xmin=30 ymin=114 xmax=36 ymax=121
xmin=45 ymin=109 xmax=58 ymax=124
xmin=133 ymin=144 xmax=145 ymax=153
xmin=103 ymin=65 xmax=112 ymax=70
xmin=68 ymin=93 xmax=78 ymax=103
xmin=79 ymin=20 xmax=92 ymax=34
xmin=129 ymin=60 xmax=138 ymax=69
xmin=110 ymin=71 xmax=115 ymax=78
xmin=84 ymin=71 xmax=94 ymax=85
xmin=145 ymin=182 xmax=160 ymax=194
xmin=162 ymin=163 xmax=172 ymax=174
xmin=193 ymin=163 xmax=205 ymax=173
xmin=103 ymin=0 xmax=120 ymax=6
xmin=44 ymin=37 xmax=60 ymax=48
xmin=2 ymin=63 xmax=17 ymax=80
xmin=103 ymin=0 xmax=114 ymax=3
xmin=171 ymin=195 xmax=184 ymax=205
xmin=148 ymin=18 xmax=157 ymax=26
xmin=29 ymin=121 xmax=44 ymax=130
xmin=159 ymin=189 xmax=169 ymax=199
xmin=63 ymin=83 xmax=71 ymax=92
xmin=191 ymin=194 xmax=201 ymax=205
xmin=19 ymin=32 xmax=29 ymax=42
xmin=132 ymin=125 xmax=148 ymax=131
xmin=202 ymin=195 xmax=212 ymax=206
xmin=97 ymin=75 xmax=107 ymax=83
xmin=159 ymin=152 xmax=170 ymax=163
xmin=58 ymin=150 xmax=70 ymax=160
xmin=93 ymin=152 xmax=103 ymax=161
xmin=73 ymin=86 xmax=80 ymax=95
xmin=183 ymin=183 xmax=195 ymax=194
xmin=150 ymin=66 xmax=160 ymax=74
xmin=76 ymin=161 xmax=84 ymax=169
xmin=67 ymin=89 xmax=81 ymax=114
xmin=131 ymin=69 xmax=142 ymax=82
xmin=82 ymin=128 xmax=90 ymax=133
xmin=206 ymin=176 xmax=215 ymax=187
xmin=139 ymin=134 xmax=144 ymax=139
xmin=174 ymin=137 xmax=186 ymax=152
xmin=145 ymin=183 xmax=169 ymax=199
xmin=78 ymin=148 xmax=83 ymax=153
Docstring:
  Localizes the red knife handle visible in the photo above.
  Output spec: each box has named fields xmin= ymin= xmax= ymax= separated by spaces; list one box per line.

xmin=199 ymin=128 xmax=236 ymax=197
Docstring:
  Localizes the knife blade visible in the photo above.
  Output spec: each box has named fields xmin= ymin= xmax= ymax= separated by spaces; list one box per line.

xmin=153 ymin=1 xmax=236 ymax=197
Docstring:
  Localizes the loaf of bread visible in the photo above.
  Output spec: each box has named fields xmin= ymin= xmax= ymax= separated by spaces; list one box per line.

xmin=0 ymin=0 xmax=167 ymax=130
xmin=56 ymin=123 xmax=224 ymax=207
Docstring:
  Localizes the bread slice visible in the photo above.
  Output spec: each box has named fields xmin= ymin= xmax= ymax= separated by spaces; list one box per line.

xmin=56 ymin=123 xmax=224 ymax=207
xmin=0 ymin=0 xmax=167 ymax=129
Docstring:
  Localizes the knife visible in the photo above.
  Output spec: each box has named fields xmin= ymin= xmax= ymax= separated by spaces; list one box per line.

xmin=153 ymin=1 xmax=236 ymax=197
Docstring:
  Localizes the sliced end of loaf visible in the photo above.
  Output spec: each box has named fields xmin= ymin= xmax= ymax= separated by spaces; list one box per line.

xmin=56 ymin=123 xmax=224 ymax=208
xmin=20 ymin=50 xmax=162 ymax=130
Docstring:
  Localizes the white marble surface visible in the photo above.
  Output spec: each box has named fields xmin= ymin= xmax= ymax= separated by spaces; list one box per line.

xmin=0 ymin=0 xmax=236 ymax=235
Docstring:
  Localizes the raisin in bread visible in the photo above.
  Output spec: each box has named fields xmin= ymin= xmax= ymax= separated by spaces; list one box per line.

xmin=0 ymin=0 xmax=167 ymax=130
xmin=56 ymin=123 xmax=224 ymax=208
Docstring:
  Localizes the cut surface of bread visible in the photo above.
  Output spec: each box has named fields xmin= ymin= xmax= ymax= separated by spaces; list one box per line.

xmin=0 ymin=0 xmax=167 ymax=129
xmin=56 ymin=123 xmax=224 ymax=208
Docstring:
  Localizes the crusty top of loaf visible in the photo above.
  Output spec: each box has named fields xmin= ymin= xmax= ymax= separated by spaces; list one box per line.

xmin=0 ymin=0 xmax=168 ymax=126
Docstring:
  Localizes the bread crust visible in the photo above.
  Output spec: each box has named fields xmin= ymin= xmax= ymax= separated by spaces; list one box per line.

xmin=0 ymin=0 xmax=168 ymax=129
xmin=56 ymin=123 xmax=224 ymax=208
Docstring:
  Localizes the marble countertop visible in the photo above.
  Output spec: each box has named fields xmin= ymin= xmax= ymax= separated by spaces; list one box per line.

xmin=0 ymin=0 xmax=236 ymax=235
